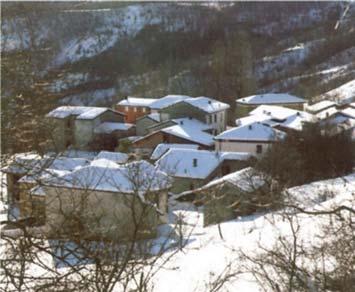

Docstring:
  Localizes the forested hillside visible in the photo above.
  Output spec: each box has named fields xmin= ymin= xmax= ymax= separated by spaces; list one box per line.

xmin=1 ymin=1 xmax=354 ymax=153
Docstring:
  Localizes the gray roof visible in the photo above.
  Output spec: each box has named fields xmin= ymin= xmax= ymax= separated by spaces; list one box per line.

xmin=237 ymin=93 xmax=306 ymax=105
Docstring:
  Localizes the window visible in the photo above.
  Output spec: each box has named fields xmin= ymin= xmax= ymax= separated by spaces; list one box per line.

xmin=125 ymin=106 xmax=129 ymax=111
xmin=214 ymin=114 xmax=217 ymax=123
xmin=256 ymin=144 xmax=263 ymax=154
xmin=142 ymin=107 xmax=146 ymax=113
xmin=206 ymin=116 xmax=211 ymax=124
xmin=193 ymin=158 xmax=198 ymax=167
xmin=66 ymin=119 xmax=71 ymax=128
xmin=133 ymin=107 xmax=137 ymax=112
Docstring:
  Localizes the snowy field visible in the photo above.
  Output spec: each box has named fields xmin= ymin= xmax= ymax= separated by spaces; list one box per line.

xmin=0 ymin=172 xmax=354 ymax=291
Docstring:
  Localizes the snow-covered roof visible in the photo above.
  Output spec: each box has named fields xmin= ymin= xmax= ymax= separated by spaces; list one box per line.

xmin=16 ymin=157 xmax=89 ymax=184
xmin=89 ymin=158 xmax=120 ymax=168
xmin=317 ymin=79 xmax=355 ymax=105
xmin=161 ymin=124 xmax=215 ymax=146
xmin=171 ymin=118 xmax=213 ymax=131
xmin=1 ymin=153 xmax=45 ymax=174
xmin=46 ymin=106 xmax=115 ymax=120
xmin=237 ymin=93 xmax=306 ymax=105
xmin=47 ymin=160 xmax=171 ymax=194
xmin=315 ymin=107 xmax=338 ymax=120
xmin=215 ymin=122 xmax=286 ymax=142
xmin=62 ymin=149 xmax=98 ymax=160
xmin=277 ymin=112 xmax=314 ymax=131
xmin=176 ymin=167 xmax=266 ymax=199
xmin=150 ymin=143 xmax=199 ymax=160
xmin=306 ymin=100 xmax=336 ymax=113
xmin=46 ymin=157 xmax=89 ymax=171
xmin=285 ymin=172 xmax=355 ymax=209
xmin=249 ymin=105 xmax=300 ymax=121
xmin=94 ymin=122 xmax=134 ymax=134
xmin=18 ymin=169 xmax=71 ymax=184
xmin=150 ymin=95 xmax=190 ymax=110
xmin=146 ymin=113 xmax=161 ymax=122
xmin=117 ymin=97 xmax=158 ymax=107
xmin=94 ymin=151 xmax=129 ymax=164
xmin=156 ymin=149 xmax=250 ymax=180
xmin=235 ymin=114 xmax=270 ymax=127
xmin=236 ymin=105 xmax=314 ymax=131
xmin=183 ymin=96 xmax=230 ymax=113
xmin=341 ymin=107 xmax=355 ymax=119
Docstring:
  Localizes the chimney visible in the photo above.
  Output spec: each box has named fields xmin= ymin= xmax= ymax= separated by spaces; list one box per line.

xmin=193 ymin=158 xmax=198 ymax=167
xmin=248 ymin=124 xmax=252 ymax=130
xmin=208 ymin=100 xmax=212 ymax=104
xmin=297 ymin=112 xmax=300 ymax=116
xmin=189 ymin=116 xmax=192 ymax=120
xmin=180 ymin=120 xmax=184 ymax=125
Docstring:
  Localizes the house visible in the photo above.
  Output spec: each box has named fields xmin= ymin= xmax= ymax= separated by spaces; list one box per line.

xmin=158 ymin=96 xmax=230 ymax=134
xmin=2 ymin=154 xmax=90 ymax=224
xmin=215 ymin=122 xmax=286 ymax=156
xmin=136 ymin=113 xmax=161 ymax=136
xmin=131 ymin=119 xmax=215 ymax=156
xmin=2 ymin=153 xmax=46 ymax=208
xmin=175 ymin=167 xmax=267 ymax=226
xmin=319 ymin=107 xmax=355 ymax=139
xmin=93 ymin=122 xmax=136 ymax=150
xmin=236 ymin=93 xmax=306 ymax=117
xmin=116 ymin=97 xmax=158 ymax=123
xmin=43 ymin=160 xmax=171 ymax=240
xmin=46 ymin=106 xmax=126 ymax=151
xmin=150 ymin=143 xmax=199 ymax=161
xmin=155 ymin=149 xmax=251 ymax=193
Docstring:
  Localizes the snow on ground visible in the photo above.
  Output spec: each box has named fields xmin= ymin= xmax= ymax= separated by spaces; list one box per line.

xmin=147 ymin=174 xmax=355 ymax=291
xmin=53 ymin=4 xmax=184 ymax=66
xmin=255 ymin=39 xmax=324 ymax=81
xmin=60 ymin=87 xmax=117 ymax=106
xmin=1 ymin=172 xmax=354 ymax=291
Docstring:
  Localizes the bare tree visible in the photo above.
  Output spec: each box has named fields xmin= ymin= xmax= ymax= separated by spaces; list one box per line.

xmin=0 ymin=154 xmax=197 ymax=292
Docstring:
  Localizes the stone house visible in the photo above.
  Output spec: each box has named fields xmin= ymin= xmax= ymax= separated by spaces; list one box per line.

xmin=175 ymin=167 xmax=267 ymax=226
xmin=46 ymin=106 xmax=126 ymax=151
xmin=2 ymin=153 xmax=45 ymax=209
xmin=236 ymin=93 xmax=306 ymax=118
xmin=157 ymin=96 xmax=230 ymax=135
xmin=16 ymin=157 xmax=89 ymax=224
xmin=214 ymin=122 xmax=286 ymax=157
xmin=136 ymin=113 xmax=161 ymax=136
xmin=43 ymin=160 xmax=171 ymax=241
xmin=116 ymin=97 xmax=158 ymax=123
xmin=155 ymin=149 xmax=251 ymax=193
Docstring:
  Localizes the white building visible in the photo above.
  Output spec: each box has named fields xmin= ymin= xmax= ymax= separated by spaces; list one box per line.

xmin=214 ymin=122 xmax=286 ymax=156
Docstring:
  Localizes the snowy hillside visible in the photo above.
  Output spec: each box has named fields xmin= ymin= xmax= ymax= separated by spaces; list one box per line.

xmin=149 ymin=174 xmax=355 ymax=291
